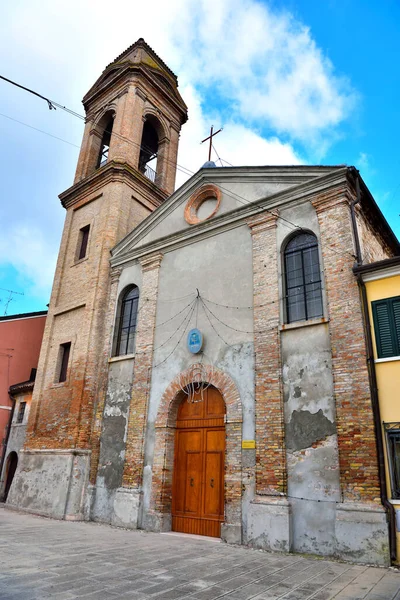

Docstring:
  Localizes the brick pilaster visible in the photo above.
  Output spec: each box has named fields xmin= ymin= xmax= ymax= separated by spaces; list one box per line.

xmin=248 ymin=212 xmax=286 ymax=495
xmin=122 ymin=253 xmax=163 ymax=488
xmin=312 ymin=193 xmax=380 ymax=503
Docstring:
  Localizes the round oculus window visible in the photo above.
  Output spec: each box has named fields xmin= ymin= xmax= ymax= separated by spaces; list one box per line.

xmin=184 ymin=184 xmax=221 ymax=225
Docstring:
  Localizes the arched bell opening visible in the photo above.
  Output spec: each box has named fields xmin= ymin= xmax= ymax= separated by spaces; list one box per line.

xmin=138 ymin=114 xmax=169 ymax=188
xmin=138 ymin=117 xmax=159 ymax=182
xmin=96 ymin=113 xmax=114 ymax=169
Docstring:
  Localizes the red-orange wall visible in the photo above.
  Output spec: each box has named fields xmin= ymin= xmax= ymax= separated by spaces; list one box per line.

xmin=0 ymin=314 xmax=46 ymax=450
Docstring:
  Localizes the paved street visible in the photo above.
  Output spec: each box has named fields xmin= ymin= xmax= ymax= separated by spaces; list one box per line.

xmin=1 ymin=507 xmax=400 ymax=600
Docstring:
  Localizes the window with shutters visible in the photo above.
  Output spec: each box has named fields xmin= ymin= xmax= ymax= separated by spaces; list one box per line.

xmin=372 ymin=296 xmax=400 ymax=359
xmin=384 ymin=424 xmax=400 ymax=499
xmin=114 ymin=286 xmax=139 ymax=356
xmin=284 ymin=232 xmax=323 ymax=323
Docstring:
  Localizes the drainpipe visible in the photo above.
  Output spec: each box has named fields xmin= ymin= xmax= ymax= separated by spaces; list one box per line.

xmin=349 ymin=167 xmax=397 ymax=562
xmin=0 ymin=392 xmax=16 ymax=501
xmin=349 ymin=168 xmax=363 ymax=265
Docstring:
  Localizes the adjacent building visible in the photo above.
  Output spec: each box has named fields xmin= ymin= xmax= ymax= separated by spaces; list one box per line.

xmin=5 ymin=39 xmax=400 ymax=566
xmin=354 ymin=256 xmax=400 ymax=562
xmin=0 ymin=311 xmax=46 ymax=486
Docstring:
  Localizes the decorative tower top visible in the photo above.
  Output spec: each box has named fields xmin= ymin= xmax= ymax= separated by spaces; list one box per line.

xmin=73 ymin=38 xmax=188 ymax=196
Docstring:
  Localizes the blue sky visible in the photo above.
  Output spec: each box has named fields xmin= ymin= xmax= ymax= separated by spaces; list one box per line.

xmin=0 ymin=0 xmax=399 ymax=315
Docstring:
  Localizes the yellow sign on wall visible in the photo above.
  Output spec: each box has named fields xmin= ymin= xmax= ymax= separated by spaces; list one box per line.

xmin=242 ymin=440 xmax=256 ymax=449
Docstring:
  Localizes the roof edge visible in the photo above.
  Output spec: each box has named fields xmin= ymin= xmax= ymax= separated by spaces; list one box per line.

xmin=0 ymin=310 xmax=47 ymax=323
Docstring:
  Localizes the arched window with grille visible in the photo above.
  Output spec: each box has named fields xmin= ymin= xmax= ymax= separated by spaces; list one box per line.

xmin=284 ymin=232 xmax=323 ymax=323
xmin=115 ymin=286 xmax=139 ymax=356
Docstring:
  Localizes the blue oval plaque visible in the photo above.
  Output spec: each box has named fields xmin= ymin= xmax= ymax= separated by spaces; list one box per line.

xmin=187 ymin=328 xmax=203 ymax=354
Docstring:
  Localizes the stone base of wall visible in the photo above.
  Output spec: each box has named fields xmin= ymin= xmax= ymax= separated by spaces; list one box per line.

xmin=335 ymin=502 xmax=390 ymax=566
xmin=221 ymin=523 xmax=242 ymax=545
xmin=247 ymin=497 xmax=291 ymax=552
xmin=91 ymin=484 xmax=140 ymax=529
xmin=7 ymin=449 xmax=90 ymax=520
xmin=143 ymin=511 xmax=172 ymax=533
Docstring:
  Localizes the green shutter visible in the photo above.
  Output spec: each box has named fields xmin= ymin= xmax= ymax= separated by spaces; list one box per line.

xmin=392 ymin=299 xmax=400 ymax=352
xmin=372 ymin=296 xmax=400 ymax=359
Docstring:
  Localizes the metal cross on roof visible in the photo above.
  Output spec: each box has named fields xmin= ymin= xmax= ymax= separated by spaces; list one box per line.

xmin=201 ymin=125 xmax=223 ymax=161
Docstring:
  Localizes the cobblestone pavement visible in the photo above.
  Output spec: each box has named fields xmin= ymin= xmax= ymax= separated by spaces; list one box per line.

xmin=1 ymin=507 xmax=400 ymax=600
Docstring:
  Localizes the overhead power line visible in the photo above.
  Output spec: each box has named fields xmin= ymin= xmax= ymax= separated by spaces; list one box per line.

xmin=0 ymin=74 xmax=357 ymax=262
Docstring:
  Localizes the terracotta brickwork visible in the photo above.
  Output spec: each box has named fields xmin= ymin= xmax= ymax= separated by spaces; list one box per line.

xmin=184 ymin=184 xmax=221 ymax=225
xmin=356 ymin=207 xmax=393 ymax=264
xmin=74 ymin=40 xmax=187 ymax=195
xmin=313 ymin=192 xmax=381 ymax=502
xmin=25 ymin=40 xmax=187 ymax=470
xmin=247 ymin=212 xmax=286 ymax=496
xmin=149 ymin=365 xmax=242 ymax=526
xmin=122 ymin=254 xmax=163 ymax=488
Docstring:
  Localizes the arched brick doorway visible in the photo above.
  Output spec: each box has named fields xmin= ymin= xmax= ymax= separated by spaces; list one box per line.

xmin=172 ymin=386 xmax=225 ymax=537
xmin=3 ymin=452 xmax=18 ymax=502
xmin=149 ymin=365 xmax=242 ymax=540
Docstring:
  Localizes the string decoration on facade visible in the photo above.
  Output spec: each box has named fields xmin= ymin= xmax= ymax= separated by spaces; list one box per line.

xmin=178 ymin=358 xmax=216 ymax=404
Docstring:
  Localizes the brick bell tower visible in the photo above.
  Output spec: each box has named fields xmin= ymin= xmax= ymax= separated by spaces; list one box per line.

xmin=8 ymin=39 xmax=187 ymax=519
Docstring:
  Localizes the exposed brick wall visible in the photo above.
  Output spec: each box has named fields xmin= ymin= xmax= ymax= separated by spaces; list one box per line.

xmin=25 ymin=179 xmax=151 ymax=453
xmin=149 ymin=364 xmax=242 ymax=526
xmin=312 ymin=192 xmax=381 ymax=503
xmin=356 ymin=207 xmax=394 ymax=264
xmin=122 ymin=253 xmax=163 ymax=488
xmin=25 ymin=44 xmax=187 ymax=463
xmin=247 ymin=212 xmax=286 ymax=496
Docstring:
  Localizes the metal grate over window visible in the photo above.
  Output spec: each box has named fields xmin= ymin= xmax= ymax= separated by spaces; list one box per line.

xmin=116 ymin=286 xmax=139 ymax=356
xmin=384 ymin=423 xmax=400 ymax=499
xmin=284 ymin=232 xmax=323 ymax=323
xmin=16 ymin=402 xmax=26 ymax=424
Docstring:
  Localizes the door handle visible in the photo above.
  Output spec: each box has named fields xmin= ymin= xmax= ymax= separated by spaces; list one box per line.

xmin=190 ymin=477 xmax=194 ymax=487
xmin=210 ymin=478 xmax=214 ymax=488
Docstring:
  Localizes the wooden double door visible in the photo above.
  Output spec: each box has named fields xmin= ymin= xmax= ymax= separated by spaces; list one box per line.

xmin=172 ymin=386 xmax=225 ymax=538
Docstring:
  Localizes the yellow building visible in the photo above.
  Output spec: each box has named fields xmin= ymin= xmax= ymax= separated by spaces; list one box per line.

xmin=355 ymin=256 xmax=400 ymax=563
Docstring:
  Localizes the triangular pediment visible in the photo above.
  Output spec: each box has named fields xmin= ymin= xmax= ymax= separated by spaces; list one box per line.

xmin=111 ymin=165 xmax=348 ymax=265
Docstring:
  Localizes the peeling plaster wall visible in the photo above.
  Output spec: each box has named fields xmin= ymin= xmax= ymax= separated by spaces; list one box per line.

xmin=92 ymin=358 xmax=134 ymax=522
xmin=282 ymin=323 xmax=340 ymax=554
xmin=142 ymin=226 xmax=255 ymax=532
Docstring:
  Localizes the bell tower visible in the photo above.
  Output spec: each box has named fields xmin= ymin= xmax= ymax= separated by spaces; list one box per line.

xmin=8 ymin=39 xmax=187 ymax=520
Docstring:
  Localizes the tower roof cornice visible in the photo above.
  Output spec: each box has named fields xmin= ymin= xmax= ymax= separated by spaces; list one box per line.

xmin=109 ymin=38 xmax=178 ymax=83
xmin=82 ymin=39 xmax=187 ymax=122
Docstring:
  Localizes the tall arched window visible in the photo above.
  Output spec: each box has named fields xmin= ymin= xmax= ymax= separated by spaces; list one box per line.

xmin=284 ymin=232 xmax=323 ymax=323
xmin=115 ymin=286 xmax=139 ymax=356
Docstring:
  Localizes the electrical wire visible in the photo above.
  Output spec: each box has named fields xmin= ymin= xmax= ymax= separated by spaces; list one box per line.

xmin=0 ymin=112 xmax=81 ymax=148
xmin=139 ymin=298 xmax=196 ymax=350
xmin=0 ymin=74 xmax=359 ymax=262
xmin=153 ymin=300 xmax=197 ymax=368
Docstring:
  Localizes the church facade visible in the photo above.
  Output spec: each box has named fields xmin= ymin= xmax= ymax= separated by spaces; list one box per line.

xmin=7 ymin=39 xmax=400 ymax=566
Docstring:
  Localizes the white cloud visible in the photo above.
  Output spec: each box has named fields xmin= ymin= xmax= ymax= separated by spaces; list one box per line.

xmin=175 ymin=84 xmax=302 ymax=187
xmin=0 ymin=0 xmax=356 ymax=308
xmin=0 ymin=225 xmax=56 ymax=299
